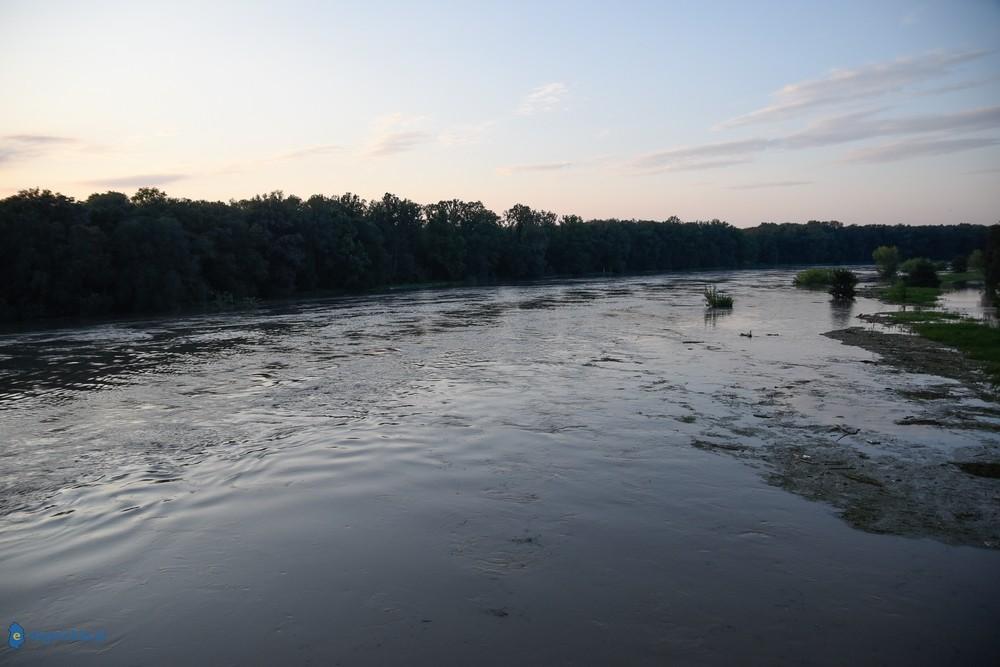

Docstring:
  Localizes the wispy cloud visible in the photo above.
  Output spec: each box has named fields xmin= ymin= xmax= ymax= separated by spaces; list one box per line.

xmin=517 ymin=82 xmax=568 ymax=116
xmin=784 ymin=105 xmax=1000 ymax=148
xmin=631 ymin=105 xmax=1000 ymax=171
xmin=369 ymin=130 xmax=431 ymax=156
xmin=85 ymin=173 xmax=189 ymax=188
xmin=0 ymin=134 xmax=81 ymax=165
xmin=630 ymin=139 xmax=771 ymax=171
xmin=439 ymin=120 xmax=496 ymax=146
xmin=273 ymin=144 xmax=343 ymax=161
xmin=497 ymin=161 xmax=573 ymax=175
xmin=719 ymin=50 xmax=989 ymax=128
xmin=844 ymin=137 xmax=1000 ymax=163
xmin=730 ymin=180 xmax=813 ymax=190
xmin=914 ymin=73 xmax=1000 ymax=97
xmin=365 ymin=113 xmax=432 ymax=157
xmin=5 ymin=134 xmax=75 ymax=145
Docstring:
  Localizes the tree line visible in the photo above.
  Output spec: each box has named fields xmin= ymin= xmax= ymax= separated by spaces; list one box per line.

xmin=0 ymin=188 xmax=993 ymax=322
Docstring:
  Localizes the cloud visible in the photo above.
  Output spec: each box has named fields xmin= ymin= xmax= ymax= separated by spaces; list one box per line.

xmin=0 ymin=134 xmax=80 ymax=165
xmin=719 ymin=50 xmax=989 ymax=128
xmin=273 ymin=144 xmax=343 ymax=160
xmin=656 ymin=159 xmax=754 ymax=172
xmin=497 ymin=161 xmax=573 ymax=175
xmin=630 ymin=138 xmax=772 ymax=171
xmin=368 ymin=130 xmax=432 ymax=156
xmin=85 ymin=173 xmax=189 ymax=188
xmin=365 ymin=113 xmax=432 ymax=157
xmin=844 ymin=137 xmax=1000 ymax=163
xmin=6 ymin=134 xmax=76 ymax=145
xmin=631 ymin=105 xmax=1000 ymax=171
xmin=784 ymin=105 xmax=1000 ymax=148
xmin=914 ymin=73 xmax=1000 ymax=97
xmin=730 ymin=180 xmax=813 ymax=190
xmin=963 ymin=167 xmax=1000 ymax=175
xmin=517 ymin=82 xmax=568 ymax=115
xmin=439 ymin=120 xmax=496 ymax=146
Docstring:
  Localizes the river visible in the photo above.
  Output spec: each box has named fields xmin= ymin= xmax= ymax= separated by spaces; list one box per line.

xmin=1 ymin=267 xmax=997 ymax=665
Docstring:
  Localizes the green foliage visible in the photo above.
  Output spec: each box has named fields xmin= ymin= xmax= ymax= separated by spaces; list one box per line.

xmin=939 ymin=271 xmax=984 ymax=287
xmin=793 ymin=268 xmax=834 ymax=287
xmin=900 ymin=257 xmax=940 ymax=287
xmin=0 ymin=189 xmax=990 ymax=322
xmin=704 ymin=285 xmax=733 ymax=308
xmin=879 ymin=283 xmax=941 ymax=306
xmin=950 ymin=255 xmax=968 ymax=273
xmin=912 ymin=319 xmax=1000 ymax=387
xmin=872 ymin=245 xmax=900 ymax=279
xmin=828 ymin=269 xmax=858 ymax=301
xmin=968 ymin=248 xmax=985 ymax=273
xmin=985 ymin=225 xmax=1000 ymax=300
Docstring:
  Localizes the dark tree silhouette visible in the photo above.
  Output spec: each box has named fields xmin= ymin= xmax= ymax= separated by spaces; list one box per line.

xmin=828 ymin=269 xmax=858 ymax=301
xmin=0 ymin=188 xmax=991 ymax=322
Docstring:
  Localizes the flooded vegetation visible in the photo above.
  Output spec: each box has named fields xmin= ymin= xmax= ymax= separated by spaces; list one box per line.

xmin=1 ymin=267 xmax=998 ymax=665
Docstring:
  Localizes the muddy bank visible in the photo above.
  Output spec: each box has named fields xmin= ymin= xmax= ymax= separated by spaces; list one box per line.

xmin=762 ymin=433 xmax=1000 ymax=548
xmin=824 ymin=324 xmax=994 ymax=400
xmin=741 ymin=324 xmax=1000 ymax=548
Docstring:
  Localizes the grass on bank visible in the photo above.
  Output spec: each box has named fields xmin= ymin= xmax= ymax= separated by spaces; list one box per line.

xmin=793 ymin=268 xmax=834 ymax=287
xmin=939 ymin=270 xmax=985 ymax=287
xmin=911 ymin=319 xmax=1000 ymax=387
xmin=878 ymin=283 xmax=941 ymax=306
xmin=880 ymin=309 xmax=999 ymax=387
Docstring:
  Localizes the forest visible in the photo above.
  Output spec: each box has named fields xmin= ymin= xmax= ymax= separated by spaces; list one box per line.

xmin=0 ymin=187 xmax=994 ymax=322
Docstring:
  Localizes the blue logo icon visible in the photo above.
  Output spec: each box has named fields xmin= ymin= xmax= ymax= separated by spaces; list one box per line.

xmin=8 ymin=622 xmax=25 ymax=649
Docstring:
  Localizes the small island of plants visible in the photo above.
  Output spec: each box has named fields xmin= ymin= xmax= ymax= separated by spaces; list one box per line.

xmin=704 ymin=285 xmax=734 ymax=309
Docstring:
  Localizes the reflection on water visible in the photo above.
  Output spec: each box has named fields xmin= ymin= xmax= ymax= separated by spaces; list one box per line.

xmin=830 ymin=300 xmax=854 ymax=329
xmin=703 ymin=308 xmax=732 ymax=327
xmin=940 ymin=287 xmax=997 ymax=326
xmin=0 ymin=267 xmax=998 ymax=666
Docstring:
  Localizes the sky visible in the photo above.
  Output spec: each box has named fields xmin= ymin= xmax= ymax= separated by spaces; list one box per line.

xmin=1 ymin=0 xmax=999 ymax=226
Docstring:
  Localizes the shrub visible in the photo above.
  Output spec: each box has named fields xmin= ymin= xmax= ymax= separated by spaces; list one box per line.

xmin=986 ymin=225 xmax=1000 ymax=300
xmin=951 ymin=255 xmax=968 ymax=273
xmin=828 ymin=269 xmax=858 ymax=301
xmin=873 ymin=245 xmax=900 ymax=279
xmin=793 ymin=268 xmax=834 ymax=287
xmin=704 ymin=285 xmax=733 ymax=308
xmin=880 ymin=282 xmax=940 ymax=305
xmin=900 ymin=258 xmax=940 ymax=287
xmin=968 ymin=249 xmax=985 ymax=273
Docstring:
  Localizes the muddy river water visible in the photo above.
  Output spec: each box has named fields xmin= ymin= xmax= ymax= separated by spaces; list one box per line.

xmin=1 ymin=268 xmax=998 ymax=665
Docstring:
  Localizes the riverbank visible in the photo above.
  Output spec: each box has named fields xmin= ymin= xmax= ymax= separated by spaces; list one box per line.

xmin=824 ymin=325 xmax=996 ymax=398
xmin=833 ymin=310 xmax=999 ymax=389
xmin=806 ymin=310 xmax=1000 ymax=548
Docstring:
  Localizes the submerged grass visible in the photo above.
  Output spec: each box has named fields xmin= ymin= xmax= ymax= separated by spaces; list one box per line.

xmin=793 ymin=268 xmax=834 ymax=287
xmin=885 ymin=311 xmax=962 ymax=324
